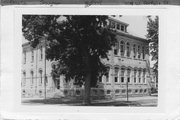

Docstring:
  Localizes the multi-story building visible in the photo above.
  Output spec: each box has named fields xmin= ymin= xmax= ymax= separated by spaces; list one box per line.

xmin=22 ymin=17 xmax=152 ymax=99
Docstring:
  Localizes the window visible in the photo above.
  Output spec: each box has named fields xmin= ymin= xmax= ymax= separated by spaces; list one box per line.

xmin=142 ymin=47 xmax=145 ymax=59
xmin=134 ymin=69 xmax=137 ymax=83
xmin=117 ymin=24 xmax=120 ymax=30
xmin=114 ymin=67 xmax=119 ymax=83
xmin=114 ymin=77 xmax=118 ymax=83
xmin=40 ymin=46 xmax=43 ymax=60
xmin=57 ymin=79 xmax=60 ymax=89
xmin=135 ymin=89 xmax=138 ymax=93
xmin=121 ymin=25 xmax=125 ymax=31
xmin=23 ymin=51 xmax=26 ymax=64
xmin=143 ymin=69 xmax=146 ymax=83
xmin=133 ymin=44 xmax=136 ymax=59
xmin=120 ymin=41 xmax=125 ymax=57
xmin=138 ymin=69 xmax=141 ymax=83
xmin=138 ymin=46 xmax=141 ymax=59
xmin=107 ymin=90 xmax=111 ymax=94
xmin=122 ymin=89 xmax=126 ymax=93
xmin=126 ymin=42 xmax=130 ymax=57
xmin=120 ymin=68 xmax=125 ymax=83
xmin=39 ymin=69 xmax=43 ymax=85
xmin=99 ymin=75 xmax=102 ymax=82
xmin=31 ymin=71 xmax=34 ymax=85
xmin=115 ymin=89 xmax=120 ymax=94
xmin=127 ymin=68 xmax=131 ymax=83
xmin=52 ymin=63 xmax=56 ymax=69
xmin=110 ymin=21 xmax=115 ymax=28
xmin=125 ymin=26 xmax=127 ymax=32
xmin=31 ymin=50 xmax=34 ymax=62
xmin=105 ymin=67 xmax=110 ymax=83
xmin=114 ymin=43 xmax=119 ymax=55
xmin=23 ymin=71 xmax=26 ymax=86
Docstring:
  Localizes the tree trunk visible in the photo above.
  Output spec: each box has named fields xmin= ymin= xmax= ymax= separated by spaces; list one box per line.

xmin=84 ymin=71 xmax=91 ymax=105
xmin=83 ymin=50 xmax=92 ymax=105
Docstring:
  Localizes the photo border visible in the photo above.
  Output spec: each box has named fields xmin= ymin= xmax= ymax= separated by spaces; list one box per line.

xmin=1 ymin=5 xmax=180 ymax=120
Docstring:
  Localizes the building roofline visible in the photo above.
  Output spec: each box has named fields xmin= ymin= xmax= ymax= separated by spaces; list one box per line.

xmin=108 ymin=17 xmax=129 ymax=26
xmin=114 ymin=30 xmax=149 ymax=43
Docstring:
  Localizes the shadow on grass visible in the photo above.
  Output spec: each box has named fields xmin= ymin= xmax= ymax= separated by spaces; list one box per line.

xmin=91 ymin=101 xmax=141 ymax=106
xmin=22 ymin=97 xmax=83 ymax=106
xmin=22 ymin=97 xmax=143 ymax=106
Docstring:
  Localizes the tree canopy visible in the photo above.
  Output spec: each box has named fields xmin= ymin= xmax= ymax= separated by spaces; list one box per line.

xmin=22 ymin=15 xmax=117 ymax=104
xmin=147 ymin=16 xmax=158 ymax=79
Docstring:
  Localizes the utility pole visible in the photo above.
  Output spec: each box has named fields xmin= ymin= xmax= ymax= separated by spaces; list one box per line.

xmin=126 ymin=77 xmax=129 ymax=101
xmin=44 ymin=38 xmax=47 ymax=100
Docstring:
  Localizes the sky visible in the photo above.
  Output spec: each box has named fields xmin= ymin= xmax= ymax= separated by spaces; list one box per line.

xmin=115 ymin=16 xmax=148 ymax=39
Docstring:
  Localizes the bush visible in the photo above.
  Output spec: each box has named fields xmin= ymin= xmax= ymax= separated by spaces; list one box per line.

xmin=151 ymin=87 xmax=157 ymax=93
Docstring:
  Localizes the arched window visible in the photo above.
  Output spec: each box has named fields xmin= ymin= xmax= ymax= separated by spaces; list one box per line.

xmin=31 ymin=50 xmax=34 ymax=62
xmin=31 ymin=71 xmax=34 ymax=85
xmin=142 ymin=46 xmax=145 ymax=59
xmin=138 ymin=46 xmax=141 ymax=59
xmin=121 ymin=25 xmax=125 ymax=32
xmin=98 ymin=75 xmax=102 ymax=83
xmin=114 ymin=42 xmax=119 ymax=56
xmin=120 ymin=41 xmax=125 ymax=57
xmin=39 ymin=69 xmax=43 ymax=85
xmin=114 ymin=67 xmax=119 ymax=83
xmin=127 ymin=68 xmax=131 ymax=83
xmin=120 ymin=68 xmax=125 ymax=83
xmin=126 ymin=42 xmax=130 ymax=57
xmin=133 ymin=44 xmax=136 ymax=59
xmin=134 ymin=69 xmax=137 ymax=83
xmin=23 ymin=71 xmax=26 ymax=86
xmin=23 ymin=51 xmax=26 ymax=64
xmin=40 ymin=46 xmax=43 ymax=60
xmin=138 ymin=69 xmax=141 ymax=83
xmin=105 ymin=66 xmax=110 ymax=83
xmin=143 ymin=69 xmax=146 ymax=83
xmin=117 ymin=24 xmax=120 ymax=30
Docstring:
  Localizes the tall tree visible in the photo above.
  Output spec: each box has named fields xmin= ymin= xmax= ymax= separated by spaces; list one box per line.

xmin=146 ymin=16 xmax=159 ymax=84
xmin=22 ymin=15 xmax=116 ymax=105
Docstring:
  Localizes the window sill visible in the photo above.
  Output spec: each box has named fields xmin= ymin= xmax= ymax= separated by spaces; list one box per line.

xmin=114 ymin=55 xmax=120 ymax=57
xmin=126 ymin=57 xmax=132 ymax=59
xmin=115 ymin=83 xmax=120 ymax=85
xmin=106 ymin=83 xmax=111 ymax=85
xmin=121 ymin=83 xmax=126 ymax=85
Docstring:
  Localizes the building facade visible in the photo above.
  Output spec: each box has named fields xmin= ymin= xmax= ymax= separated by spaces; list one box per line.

xmin=22 ymin=17 xmax=152 ymax=99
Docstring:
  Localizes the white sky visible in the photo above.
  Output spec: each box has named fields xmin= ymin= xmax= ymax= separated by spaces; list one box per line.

xmin=114 ymin=16 xmax=148 ymax=39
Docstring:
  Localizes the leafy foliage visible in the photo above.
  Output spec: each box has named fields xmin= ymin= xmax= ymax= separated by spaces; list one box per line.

xmin=22 ymin=15 xmax=116 ymax=87
xmin=147 ymin=16 xmax=158 ymax=76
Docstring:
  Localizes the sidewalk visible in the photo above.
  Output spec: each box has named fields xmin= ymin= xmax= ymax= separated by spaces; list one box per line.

xmin=22 ymin=95 xmax=157 ymax=106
